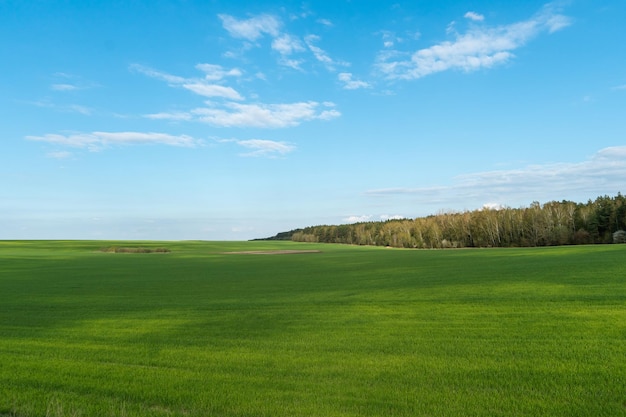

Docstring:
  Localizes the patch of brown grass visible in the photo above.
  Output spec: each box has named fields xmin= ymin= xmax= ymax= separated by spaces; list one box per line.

xmin=221 ymin=250 xmax=321 ymax=255
xmin=99 ymin=247 xmax=171 ymax=254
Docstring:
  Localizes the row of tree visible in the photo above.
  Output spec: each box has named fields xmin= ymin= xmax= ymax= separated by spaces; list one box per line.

xmin=270 ymin=194 xmax=626 ymax=248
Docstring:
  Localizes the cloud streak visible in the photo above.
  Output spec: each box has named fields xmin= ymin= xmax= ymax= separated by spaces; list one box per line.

xmin=191 ymin=101 xmax=340 ymax=128
xmin=29 ymin=99 xmax=93 ymax=115
xmin=377 ymin=4 xmax=572 ymax=80
xmin=464 ymin=11 xmax=485 ymax=22
xmin=220 ymin=13 xmax=348 ymax=72
xmin=217 ymin=138 xmax=295 ymax=157
xmin=51 ymin=83 xmax=80 ymax=91
xmin=338 ymin=73 xmax=371 ymax=90
xmin=131 ymin=63 xmax=244 ymax=100
xmin=26 ymin=131 xmax=201 ymax=151
xmin=305 ymin=35 xmax=342 ymax=70
xmin=235 ymin=139 xmax=295 ymax=157
xmin=366 ymin=146 xmax=626 ymax=208
xmin=219 ymin=14 xmax=281 ymax=41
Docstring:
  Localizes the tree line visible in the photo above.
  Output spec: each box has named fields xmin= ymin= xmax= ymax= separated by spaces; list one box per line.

xmin=266 ymin=194 xmax=626 ymax=248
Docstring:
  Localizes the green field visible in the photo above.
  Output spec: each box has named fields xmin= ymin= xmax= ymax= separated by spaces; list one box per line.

xmin=1 ymin=241 xmax=625 ymax=416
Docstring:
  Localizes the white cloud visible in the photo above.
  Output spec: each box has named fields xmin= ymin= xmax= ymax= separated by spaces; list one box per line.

xmin=236 ymin=139 xmax=295 ymax=157
xmin=181 ymin=83 xmax=243 ymax=100
xmin=377 ymin=4 xmax=572 ymax=80
xmin=366 ymin=146 xmax=626 ymax=208
xmin=305 ymin=35 xmax=332 ymax=64
xmin=195 ymin=64 xmax=243 ymax=81
xmin=217 ymin=137 xmax=295 ymax=157
xmin=271 ymin=34 xmax=305 ymax=55
xmin=344 ymin=215 xmax=372 ymax=223
xmin=218 ymin=14 xmax=348 ymax=73
xmin=317 ymin=18 xmax=333 ymax=27
xmin=446 ymin=21 xmax=457 ymax=35
xmin=464 ymin=11 xmax=485 ymax=22
xmin=131 ymin=63 xmax=244 ymax=100
xmin=380 ymin=31 xmax=398 ymax=48
xmin=26 ymin=131 xmax=201 ymax=151
xmin=541 ymin=8 xmax=572 ymax=33
xmin=191 ymin=101 xmax=340 ymax=128
xmin=318 ymin=108 xmax=342 ymax=120
xmin=482 ymin=203 xmax=505 ymax=210
xmin=304 ymin=35 xmax=348 ymax=70
xmin=219 ymin=13 xmax=281 ymax=41
xmin=134 ymin=63 xmax=341 ymax=128
xmin=144 ymin=111 xmax=192 ymax=121
xmin=595 ymin=146 xmax=626 ymax=160
xmin=129 ymin=64 xmax=186 ymax=84
xmin=380 ymin=214 xmax=406 ymax=221
xmin=271 ymin=34 xmax=307 ymax=69
xmin=338 ymin=73 xmax=372 ymax=90
xmin=51 ymin=83 xmax=79 ymax=91
xmin=279 ymin=58 xmax=305 ymax=71
xmin=29 ymin=99 xmax=93 ymax=115
xmin=49 ymin=73 xmax=97 ymax=92
xmin=46 ymin=151 xmax=73 ymax=159
xmin=67 ymin=104 xmax=93 ymax=115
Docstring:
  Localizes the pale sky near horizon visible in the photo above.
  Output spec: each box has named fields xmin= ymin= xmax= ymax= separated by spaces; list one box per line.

xmin=2 ymin=0 xmax=625 ymax=240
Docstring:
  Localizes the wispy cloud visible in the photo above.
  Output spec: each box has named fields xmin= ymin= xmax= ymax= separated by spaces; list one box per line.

xmin=51 ymin=83 xmax=80 ymax=91
xmin=144 ymin=111 xmax=193 ymax=121
xmin=338 ymin=73 xmax=372 ymax=90
xmin=135 ymin=62 xmax=341 ymax=128
xmin=46 ymin=150 xmax=73 ymax=159
xmin=181 ymin=83 xmax=243 ymax=100
xmin=343 ymin=215 xmax=372 ymax=223
xmin=317 ymin=18 xmax=333 ymax=27
xmin=217 ymin=137 xmax=295 ymax=157
xmin=220 ymin=13 xmax=348 ymax=72
xmin=464 ymin=11 xmax=485 ymax=22
xmin=380 ymin=31 xmax=398 ymax=48
xmin=271 ymin=34 xmax=306 ymax=69
xmin=29 ymin=99 xmax=93 ymax=115
xmin=148 ymin=101 xmax=340 ymax=128
xmin=191 ymin=101 xmax=340 ymax=128
xmin=130 ymin=63 xmax=243 ymax=100
xmin=26 ymin=131 xmax=201 ymax=151
xmin=380 ymin=214 xmax=406 ymax=221
xmin=195 ymin=63 xmax=243 ymax=81
xmin=366 ymin=146 xmax=626 ymax=207
xmin=49 ymin=72 xmax=97 ymax=92
xmin=304 ymin=34 xmax=348 ymax=71
xmin=343 ymin=214 xmax=406 ymax=223
xmin=129 ymin=64 xmax=186 ymax=83
xmin=377 ymin=3 xmax=572 ymax=80
xmin=219 ymin=13 xmax=281 ymax=41
xmin=272 ymin=34 xmax=305 ymax=55
xmin=237 ymin=139 xmax=295 ymax=157
xmin=67 ymin=104 xmax=92 ymax=115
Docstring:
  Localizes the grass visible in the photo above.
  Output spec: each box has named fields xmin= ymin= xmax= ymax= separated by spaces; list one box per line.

xmin=1 ymin=240 xmax=625 ymax=416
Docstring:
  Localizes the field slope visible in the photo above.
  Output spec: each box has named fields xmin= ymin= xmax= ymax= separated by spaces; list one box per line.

xmin=1 ymin=241 xmax=625 ymax=416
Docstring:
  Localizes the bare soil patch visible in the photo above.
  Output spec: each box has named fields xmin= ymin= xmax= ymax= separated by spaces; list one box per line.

xmin=99 ymin=247 xmax=171 ymax=254
xmin=222 ymin=250 xmax=321 ymax=255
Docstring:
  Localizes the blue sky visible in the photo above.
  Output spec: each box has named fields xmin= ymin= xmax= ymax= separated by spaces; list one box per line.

xmin=1 ymin=0 xmax=625 ymax=240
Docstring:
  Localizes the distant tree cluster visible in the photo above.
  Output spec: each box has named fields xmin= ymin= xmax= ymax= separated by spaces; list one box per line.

xmin=282 ymin=194 xmax=626 ymax=248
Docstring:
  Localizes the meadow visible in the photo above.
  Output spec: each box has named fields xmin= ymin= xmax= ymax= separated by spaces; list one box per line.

xmin=1 ymin=240 xmax=625 ymax=416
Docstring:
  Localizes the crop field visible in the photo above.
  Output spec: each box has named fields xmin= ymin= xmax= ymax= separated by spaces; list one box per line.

xmin=1 ymin=240 xmax=625 ymax=416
